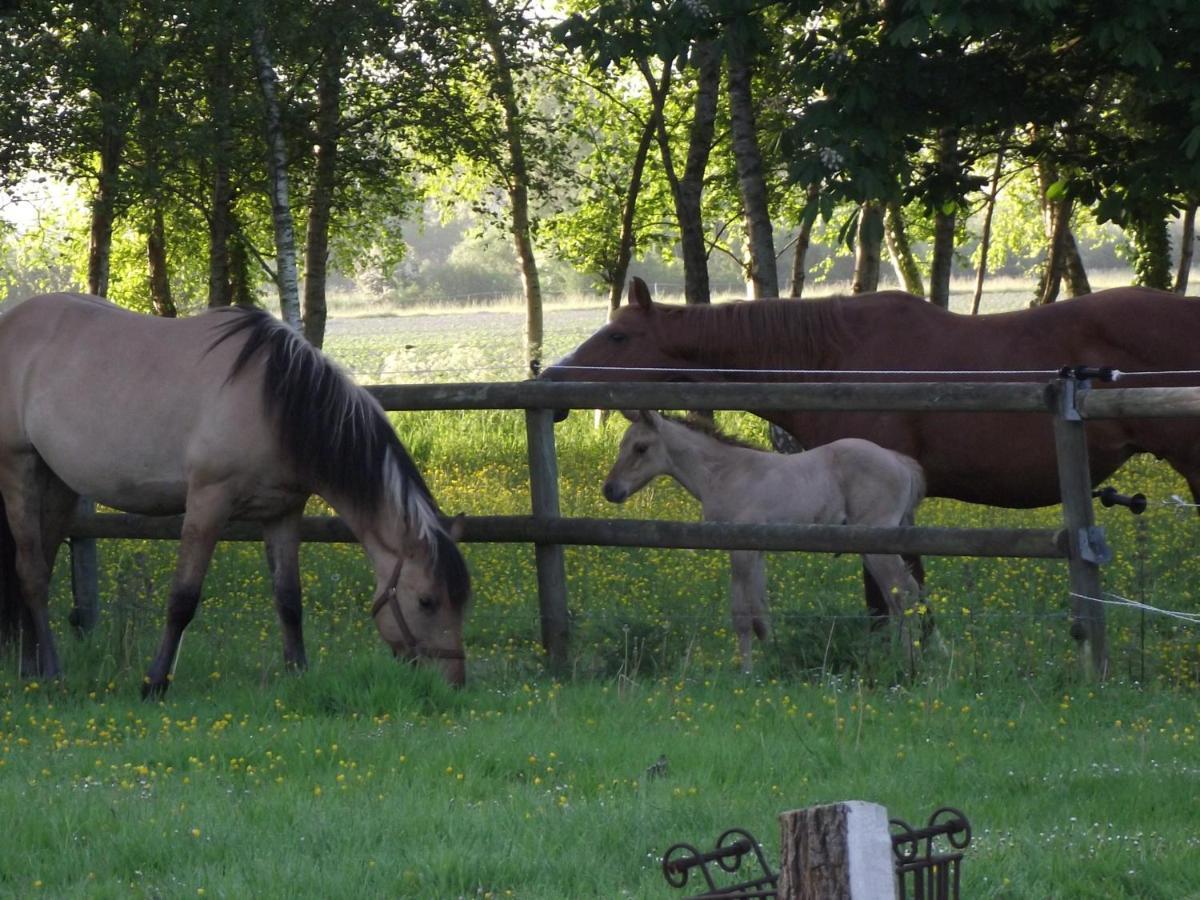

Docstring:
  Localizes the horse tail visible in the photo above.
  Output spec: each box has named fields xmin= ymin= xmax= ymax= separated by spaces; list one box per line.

xmin=0 ymin=491 xmax=23 ymax=650
xmin=901 ymin=454 xmax=926 ymax=524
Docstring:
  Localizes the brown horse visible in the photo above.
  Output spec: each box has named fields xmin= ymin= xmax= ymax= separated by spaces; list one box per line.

xmin=0 ymin=293 xmax=470 ymax=695
xmin=545 ymin=278 xmax=1200 ymax=613
xmin=604 ymin=411 xmax=925 ymax=671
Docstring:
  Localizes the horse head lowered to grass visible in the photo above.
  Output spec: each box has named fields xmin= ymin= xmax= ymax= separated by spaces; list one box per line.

xmin=603 ymin=410 xmax=926 ymax=671
xmin=0 ymin=293 xmax=470 ymax=695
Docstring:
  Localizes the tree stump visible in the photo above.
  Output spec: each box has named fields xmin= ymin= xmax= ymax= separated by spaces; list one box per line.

xmin=778 ymin=801 xmax=896 ymax=899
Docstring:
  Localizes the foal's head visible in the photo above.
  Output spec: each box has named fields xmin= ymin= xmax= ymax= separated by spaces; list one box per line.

xmin=603 ymin=410 xmax=673 ymax=503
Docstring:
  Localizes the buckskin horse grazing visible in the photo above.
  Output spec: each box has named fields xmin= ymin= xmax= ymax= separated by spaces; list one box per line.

xmin=0 ymin=293 xmax=470 ymax=695
xmin=603 ymin=411 xmax=926 ymax=671
xmin=545 ymin=278 xmax=1200 ymax=621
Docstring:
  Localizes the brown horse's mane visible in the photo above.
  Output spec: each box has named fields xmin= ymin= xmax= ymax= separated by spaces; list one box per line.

xmin=657 ymin=295 xmax=853 ymax=369
xmin=209 ymin=308 xmax=470 ymax=609
xmin=659 ymin=412 xmax=764 ymax=452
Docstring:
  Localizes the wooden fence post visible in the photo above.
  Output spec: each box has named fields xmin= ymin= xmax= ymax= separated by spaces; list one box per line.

xmin=1049 ymin=377 xmax=1108 ymax=679
xmin=69 ymin=497 xmax=100 ymax=634
xmin=524 ymin=408 xmax=570 ymax=672
xmin=778 ymin=801 xmax=896 ymax=899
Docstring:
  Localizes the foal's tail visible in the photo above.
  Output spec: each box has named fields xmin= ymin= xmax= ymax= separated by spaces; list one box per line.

xmin=900 ymin=454 xmax=927 ymax=525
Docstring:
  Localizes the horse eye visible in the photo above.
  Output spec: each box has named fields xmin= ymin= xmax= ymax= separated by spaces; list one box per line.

xmin=418 ymin=595 xmax=438 ymax=612
xmin=608 ymin=331 xmax=627 ymax=344
xmin=633 ymin=442 xmax=649 ymax=454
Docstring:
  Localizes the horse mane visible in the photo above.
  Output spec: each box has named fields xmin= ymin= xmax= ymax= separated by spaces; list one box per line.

xmin=657 ymin=296 xmax=852 ymax=369
xmin=660 ymin=412 xmax=763 ymax=451
xmin=208 ymin=308 xmax=469 ymax=609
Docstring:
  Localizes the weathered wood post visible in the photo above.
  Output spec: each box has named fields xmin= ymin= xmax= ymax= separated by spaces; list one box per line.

xmin=524 ymin=407 xmax=570 ymax=672
xmin=1048 ymin=373 xmax=1108 ymax=679
xmin=69 ymin=497 xmax=100 ymax=633
xmin=778 ymin=801 xmax=896 ymax=899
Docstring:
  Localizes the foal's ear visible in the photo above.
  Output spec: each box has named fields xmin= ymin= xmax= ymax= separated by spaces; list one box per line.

xmin=619 ymin=409 xmax=643 ymax=422
xmin=447 ymin=513 xmax=466 ymax=542
xmin=629 ymin=277 xmax=653 ymax=310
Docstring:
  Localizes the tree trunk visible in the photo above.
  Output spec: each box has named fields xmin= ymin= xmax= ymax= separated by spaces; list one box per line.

xmin=608 ymin=62 xmax=670 ymax=315
xmin=88 ymin=126 xmax=122 ymax=297
xmin=788 ymin=185 xmax=820 ymax=298
xmin=883 ymin=201 xmax=924 ymax=295
xmin=146 ymin=207 xmax=176 ymax=316
xmin=251 ymin=22 xmax=302 ymax=329
xmin=479 ymin=1 xmax=544 ymax=371
xmin=972 ymin=145 xmax=1006 ymax=314
xmin=1062 ymin=229 xmax=1091 ymax=296
xmin=1129 ymin=215 xmax=1172 ymax=290
xmin=229 ymin=213 xmax=255 ymax=308
xmin=137 ymin=66 xmax=175 ymax=317
xmin=851 ymin=202 xmax=883 ymax=294
xmin=1175 ymin=201 xmax=1196 ymax=294
xmin=928 ymin=128 xmax=958 ymax=308
xmin=1037 ymin=196 xmax=1072 ymax=304
xmin=206 ymin=15 xmax=234 ymax=308
xmin=302 ymin=37 xmax=345 ymax=349
xmin=652 ymin=41 xmax=720 ymax=305
xmin=727 ymin=50 xmax=777 ymax=298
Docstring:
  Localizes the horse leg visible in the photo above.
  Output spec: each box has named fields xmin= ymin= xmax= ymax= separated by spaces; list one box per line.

xmin=263 ymin=511 xmax=307 ymax=671
xmin=862 ymin=553 xmax=922 ymax=665
xmin=730 ymin=551 xmax=767 ymax=674
xmin=142 ymin=487 xmax=229 ymax=699
xmin=0 ymin=451 xmax=67 ymax=677
xmin=862 ymin=553 xmax=924 ymax=628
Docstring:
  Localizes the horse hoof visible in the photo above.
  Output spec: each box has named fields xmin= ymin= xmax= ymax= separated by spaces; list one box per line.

xmin=141 ymin=679 xmax=169 ymax=701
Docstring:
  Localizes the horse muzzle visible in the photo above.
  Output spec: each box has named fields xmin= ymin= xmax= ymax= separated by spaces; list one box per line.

xmin=602 ymin=481 xmax=628 ymax=503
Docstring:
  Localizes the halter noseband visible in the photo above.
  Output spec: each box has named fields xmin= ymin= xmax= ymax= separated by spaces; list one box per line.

xmin=370 ymin=558 xmax=465 ymax=662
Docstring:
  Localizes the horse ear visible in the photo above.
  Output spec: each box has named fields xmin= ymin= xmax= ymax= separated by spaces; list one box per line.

xmin=619 ymin=409 xmax=643 ymax=422
xmin=643 ymin=410 xmax=661 ymax=429
xmin=447 ymin=513 xmax=466 ymax=542
xmin=629 ymin=277 xmax=653 ymax=310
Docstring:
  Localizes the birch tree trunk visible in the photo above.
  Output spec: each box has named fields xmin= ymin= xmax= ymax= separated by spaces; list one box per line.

xmin=302 ymin=37 xmax=345 ymax=349
xmin=727 ymin=50 xmax=777 ymax=298
xmin=206 ymin=15 xmax=234 ymax=308
xmin=884 ymin=201 xmax=924 ymax=295
xmin=1175 ymin=201 xmax=1196 ymax=294
xmin=851 ymin=202 xmax=883 ymax=294
xmin=251 ymin=22 xmax=302 ymax=330
xmin=479 ymin=1 xmax=544 ymax=371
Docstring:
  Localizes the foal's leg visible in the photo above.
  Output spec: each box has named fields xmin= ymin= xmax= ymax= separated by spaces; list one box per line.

xmin=0 ymin=451 xmax=75 ymax=677
xmin=730 ymin=551 xmax=768 ymax=674
xmin=263 ymin=511 xmax=307 ymax=671
xmin=142 ymin=486 xmax=230 ymax=699
xmin=862 ymin=553 xmax=921 ymax=663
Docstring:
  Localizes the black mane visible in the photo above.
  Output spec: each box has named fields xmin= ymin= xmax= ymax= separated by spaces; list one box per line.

xmin=208 ymin=308 xmax=469 ymax=609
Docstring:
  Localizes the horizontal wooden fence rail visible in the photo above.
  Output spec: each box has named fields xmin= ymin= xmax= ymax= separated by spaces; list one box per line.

xmin=69 ymin=512 xmax=1068 ymax=559
xmin=60 ymin=377 xmax=1200 ymax=678
xmin=366 ymin=380 xmax=1054 ymax=413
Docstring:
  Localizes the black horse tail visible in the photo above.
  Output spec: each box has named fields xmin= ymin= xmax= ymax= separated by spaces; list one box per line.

xmin=0 ymin=492 xmax=25 ymax=650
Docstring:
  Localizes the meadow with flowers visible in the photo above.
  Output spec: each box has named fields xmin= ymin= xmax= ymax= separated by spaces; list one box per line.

xmin=2 ymin=295 xmax=1199 ymax=897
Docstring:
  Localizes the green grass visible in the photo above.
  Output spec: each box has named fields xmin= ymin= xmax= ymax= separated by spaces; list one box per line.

xmin=3 ymin=287 xmax=1200 ymax=897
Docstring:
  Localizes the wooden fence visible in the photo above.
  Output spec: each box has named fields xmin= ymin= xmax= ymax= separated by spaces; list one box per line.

xmin=66 ymin=376 xmax=1200 ymax=679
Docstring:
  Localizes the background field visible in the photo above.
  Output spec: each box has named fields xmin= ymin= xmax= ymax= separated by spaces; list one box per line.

xmin=2 ymin=286 xmax=1199 ymax=898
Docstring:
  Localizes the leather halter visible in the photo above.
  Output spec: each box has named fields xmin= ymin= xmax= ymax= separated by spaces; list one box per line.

xmin=370 ymin=558 xmax=465 ymax=661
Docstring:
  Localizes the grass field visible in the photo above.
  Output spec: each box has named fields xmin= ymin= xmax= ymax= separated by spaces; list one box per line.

xmin=2 ymin=282 xmax=1200 ymax=898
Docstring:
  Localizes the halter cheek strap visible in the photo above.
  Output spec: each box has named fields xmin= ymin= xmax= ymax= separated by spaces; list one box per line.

xmin=370 ymin=558 xmax=465 ymax=662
